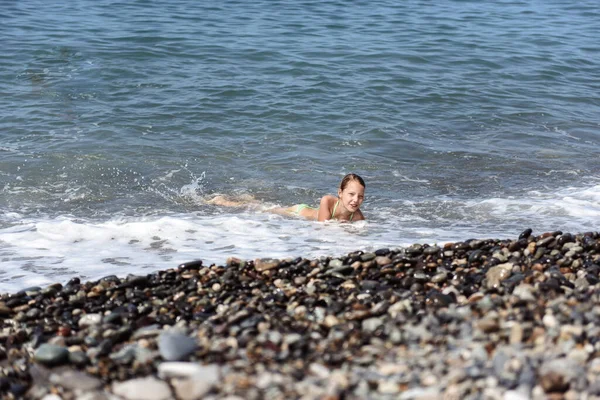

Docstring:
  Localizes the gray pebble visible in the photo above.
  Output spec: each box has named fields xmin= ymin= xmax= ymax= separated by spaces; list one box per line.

xmin=112 ymin=377 xmax=172 ymax=400
xmin=158 ymin=330 xmax=198 ymax=361
xmin=34 ymin=344 xmax=70 ymax=367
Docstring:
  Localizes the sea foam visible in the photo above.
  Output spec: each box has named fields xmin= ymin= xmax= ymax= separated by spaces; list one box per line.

xmin=1 ymin=183 xmax=599 ymax=292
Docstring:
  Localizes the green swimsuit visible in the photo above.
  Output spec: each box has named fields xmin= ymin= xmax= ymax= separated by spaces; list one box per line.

xmin=296 ymin=200 xmax=354 ymax=221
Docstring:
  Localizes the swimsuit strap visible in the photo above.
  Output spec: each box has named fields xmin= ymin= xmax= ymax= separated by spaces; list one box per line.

xmin=331 ymin=200 xmax=354 ymax=221
xmin=331 ymin=200 xmax=338 ymax=219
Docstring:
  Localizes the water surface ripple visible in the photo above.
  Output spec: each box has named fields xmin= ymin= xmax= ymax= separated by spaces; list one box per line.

xmin=1 ymin=0 xmax=599 ymax=290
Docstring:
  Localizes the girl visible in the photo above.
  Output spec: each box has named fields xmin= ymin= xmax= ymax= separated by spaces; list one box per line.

xmin=208 ymin=173 xmax=366 ymax=222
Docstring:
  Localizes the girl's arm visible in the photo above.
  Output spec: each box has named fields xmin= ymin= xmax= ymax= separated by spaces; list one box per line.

xmin=353 ymin=209 xmax=365 ymax=221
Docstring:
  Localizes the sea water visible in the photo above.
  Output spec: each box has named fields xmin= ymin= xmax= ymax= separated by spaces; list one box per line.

xmin=1 ymin=0 xmax=599 ymax=292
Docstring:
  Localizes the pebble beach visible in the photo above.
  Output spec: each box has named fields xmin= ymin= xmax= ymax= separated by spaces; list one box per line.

xmin=2 ymin=229 xmax=600 ymax=399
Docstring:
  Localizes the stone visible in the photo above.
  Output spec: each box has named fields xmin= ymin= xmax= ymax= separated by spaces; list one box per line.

xmin=503 ymin=389 xmax=530 ymax=400
xmin=399 ymin=387 xmax=440 ymax=400
xmin=158 ymin=362 xmax=219 ymax=381
xmin=539 ymin=358 xmax=583 ymax=393
xmin=509 ymin=323 xmax=524 ymax=344
xmin=0 ymin=303 xmax=12 ymax=316
xmin=543 ymin=314 xmax=558 ymax=329
xmin=477 ymin=318 xmax=500 ymax=333
xmin=255 ymin=258 xmax=280 ymax=272
xmin=158 ymin=330 xmax=197 ymax=361
xmin=171 ymin=378 xmax=213 ymax=400
xmin=513 ymin=284 xmax=536 ymax=302
xmin=34 ymin=344 xmax=70 ymax=367
xmin=49 ymin=369 xmax=102 ymax=391
xmin=360 ymin=252 xmax=376 ymax=261
xmin=378 ymin=380 xmax=400 ymax=394
xmin=111 ymin=377 xmax=172 ymax=400
xmin=431 ymin=272 xmax=448 ymax=284
xmin=486 ymin=263 xmax=513 ymax=289
xmin=309 ymin=363 xmax=330 ymax=379
xmin=75 ymin=392 xmax=115 ymax=400
xmin=362 ymin=317 xmax=383 ymax=333
xmin=41 ymin=395 xmax=62 ymax=400
xmin=78 ymin=313 xmax=103 ymax=328
xmin=132 ymin=325 xmax=162 ymax=340
xmin=375 ymin=256 xmax=392 ymax=266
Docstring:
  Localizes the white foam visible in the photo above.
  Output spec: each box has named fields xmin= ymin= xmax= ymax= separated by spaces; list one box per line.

xmin=471 ymin=185 xmax=600 ymax=221
xmin=1 ymin=183 xmax=599 ymax=293
xmin=0 ymin=213 xmax=392 ymax=292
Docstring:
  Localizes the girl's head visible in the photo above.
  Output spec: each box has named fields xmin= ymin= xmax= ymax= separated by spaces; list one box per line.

xmin=340 ymin=173 xmax=365 ymax=191
xmin=338 ymin=173 xmax=365 ymax=212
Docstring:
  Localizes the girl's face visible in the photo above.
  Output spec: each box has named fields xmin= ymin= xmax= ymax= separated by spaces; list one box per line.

xmin=338 ymin=180 xmax=365 ymax=213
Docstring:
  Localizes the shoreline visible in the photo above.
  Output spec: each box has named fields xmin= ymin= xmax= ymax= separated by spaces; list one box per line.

xmin=1 ymin=229 xmax=599 ymax=399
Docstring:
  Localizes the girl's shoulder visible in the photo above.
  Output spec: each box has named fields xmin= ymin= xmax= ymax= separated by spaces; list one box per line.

xmin=317 ymin=195 xmax=337 ymax=221
xmin=319 ymin=194 xmax=337 ymax=206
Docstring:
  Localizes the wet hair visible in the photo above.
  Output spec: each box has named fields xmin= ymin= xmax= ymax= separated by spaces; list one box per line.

xmin=340 ymin=173 xmax=365 ymax=190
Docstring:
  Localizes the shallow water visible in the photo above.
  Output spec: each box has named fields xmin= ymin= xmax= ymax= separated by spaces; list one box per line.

xmin=1 ymin=0 xmax=599 ymax=291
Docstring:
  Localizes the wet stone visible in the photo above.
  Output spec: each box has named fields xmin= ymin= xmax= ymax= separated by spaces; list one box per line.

xmin=486 ymin=263 xmax=513 ymax=289
xmin=426 ymin=291 xmax=454 ymax=307
xmin=0 ymin=303 xmax=12 ymax=316
xmin=255 ymin=258 xmax=280 ymax=272
xmin=431 ymin=272 xmax=448 ymax=284
xmin=519 ymin=228 xmax=533 ymax=239
xmin=68 ymin=350 xmax=89 ymax=367
xmin=375 ymin=256 xmax=392 ymax=266
xmin=423 ymin=245 xmax=441 ymax=256
xmin=468 ymin=249 xmax=484 ymax=263
xmin=110 ymin=344 xmax=138 ymax=364
xmin=78 ymin=313 xmax=102 ymax=328
xmin=34 ymin=344 xmax=70 ymax=367
xmin=360 ymin=280 xmax=380 ymax=292
xmin=360 ymin=252 xmax=376 ymax=262
xmin=375 ymin=248 xmax=390 ymax=256
xmin=405 ymin=244 xmax=423 ymax=255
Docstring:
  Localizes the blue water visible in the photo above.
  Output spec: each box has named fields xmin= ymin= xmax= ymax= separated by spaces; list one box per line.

xmin=1 ymin=0 xmax=599 ymax=291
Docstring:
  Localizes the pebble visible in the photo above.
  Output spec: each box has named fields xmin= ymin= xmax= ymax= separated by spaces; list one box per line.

xmin=112 ymin=377 xmax=172 ymax=400
xmin=254 ymin=258 xmax=280 ymax=271
xmin=157 ymin=362 xmax=219 ymax=380
xmin=362 ymin=317 xmax=383 ymax=333
xmin=378 ymin=380 xmax=400 ymax=394
xmin=171 ymin=377 xmax=213 ymax=400
xmin=49 ymin=370 xmax=103 ymax=391
xmin=78 ymin=313 xmax=102 ymax=328
xmin=486 ymin=263 xmax=513 ymax=288
xmin=33 ymin=344 xmax=70 ymax=367
xmin=158 ymin=330 xmax=198 ymax=361
xmin=0 ymin=230 xmax=598 ymax=399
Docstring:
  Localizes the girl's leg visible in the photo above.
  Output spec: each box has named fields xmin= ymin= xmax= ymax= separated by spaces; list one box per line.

xmin=208 ymin=197 xmax=317 ymax=220
xmin=268 ymin=204 xmax=317 ymax=220
xmin=266 ymin=206 xmax=297 ymax=216
xmin=206 ymin=195 xmax=246 ymax=207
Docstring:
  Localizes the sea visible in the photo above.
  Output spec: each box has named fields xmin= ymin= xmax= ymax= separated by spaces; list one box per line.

xmin=1 ymin=0 xmax=599 ymax=292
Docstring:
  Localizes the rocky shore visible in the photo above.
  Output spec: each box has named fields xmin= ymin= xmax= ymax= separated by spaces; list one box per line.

xmin=1 ymin=229 xmax=600 ymax=399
